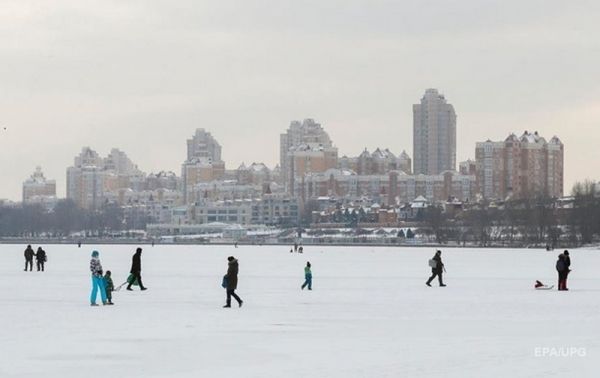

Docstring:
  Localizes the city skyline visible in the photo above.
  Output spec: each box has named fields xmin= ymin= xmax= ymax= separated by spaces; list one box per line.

xmin=0 ymin=111 xmax=575 ymax=201
xmin=2 ymin=1 xmax=600 ymax=200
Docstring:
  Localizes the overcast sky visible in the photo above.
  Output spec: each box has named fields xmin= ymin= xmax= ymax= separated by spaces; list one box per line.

xmin=1 ymin=0 xmax=599 ymax=200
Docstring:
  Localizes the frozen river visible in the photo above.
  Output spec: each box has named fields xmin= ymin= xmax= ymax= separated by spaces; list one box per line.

xmin=0 ymin=244 xmax=598 ymax=377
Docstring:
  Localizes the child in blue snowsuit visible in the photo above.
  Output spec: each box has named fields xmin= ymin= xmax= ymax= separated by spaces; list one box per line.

xmin=90 ymin=251 xmax=107 ymax=306
xmin=301 ymin=262 xmax=312 ymax=290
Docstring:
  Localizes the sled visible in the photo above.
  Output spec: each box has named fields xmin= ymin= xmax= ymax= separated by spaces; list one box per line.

xmin=535 ymin=285 xmax=554 ymax=290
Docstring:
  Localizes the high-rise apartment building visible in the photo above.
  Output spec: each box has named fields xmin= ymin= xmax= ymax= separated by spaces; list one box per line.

xmin=280 ymin=119 xmax=336 ymax=192
xmin=413 ymin=89 xmax=456 ymax=175
xmin=187 ymin=128 xmax=222 ymax=162
xmin=66 ymin=147 xmax=105 ymax=210
xmin=475 ymin=131 xmax=564 ymax=200
xmin=22 ymin=167 xmax=56 ymax=203
xmin=182 ymin=129 xmax=226 ymax=204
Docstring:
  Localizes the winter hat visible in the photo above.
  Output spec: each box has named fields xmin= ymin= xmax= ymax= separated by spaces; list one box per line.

xmin=91 ymin=250 xmax=99 ymax=258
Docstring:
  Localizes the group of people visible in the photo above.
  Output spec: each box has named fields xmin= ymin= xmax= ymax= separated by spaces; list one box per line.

xmin=423 ymin=249 xmax=573 ymax=291
xmin=23 ymin=245 xmax=47 ymax=272
xmin=89 ymin=247 xmax=147 ymax=306
xmin=26 ymin=243 xmax=575 ymax=308
xmin=290 ymin=243 xmax=304 ymax=253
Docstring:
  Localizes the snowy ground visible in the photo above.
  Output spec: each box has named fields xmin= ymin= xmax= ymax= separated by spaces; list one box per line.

xmin=0 ymin=244 xmax=598 ymax=378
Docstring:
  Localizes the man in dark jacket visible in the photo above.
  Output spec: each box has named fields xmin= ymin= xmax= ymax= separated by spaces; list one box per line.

xmin=223 ymin=256 xmax=243 ymax=308
xmin=426 ymin=250 xmax=446 ymax=287
xmin=127 ymin=247 xmax=147 ymax=291
xmin=35 ymin=247 xmax=47 ymax=272
xmin=556 ymin=253 xmax=569 ymax=291
xmin=24 ymin=245 xmax=35 ymax=271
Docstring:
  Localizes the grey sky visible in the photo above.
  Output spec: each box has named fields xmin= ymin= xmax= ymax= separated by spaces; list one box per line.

xmin=1 ymin=1 xmax=599 ymax=200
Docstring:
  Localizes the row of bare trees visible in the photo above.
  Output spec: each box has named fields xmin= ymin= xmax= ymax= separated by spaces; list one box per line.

xmin=420 ymin=181 xmax=600 ymax=247
xmin=0 ymin=199 xmax=152 ymax=238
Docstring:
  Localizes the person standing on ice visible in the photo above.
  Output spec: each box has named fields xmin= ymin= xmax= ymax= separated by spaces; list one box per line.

xmin=556 ymin=253 xmax=569 ymax=291
xmin=35 ymin=247 xmax=47 ymax=272
xmin=90 ymin=251 xmax=107 ymax=306
xmin=301 ymin=261 xmax=312 ymax=290
xmin=426 ymin=250 xmax=446 ymax=287
xmin=127 ymin=247 xmax=147 ymax=291
xmin=223 ymin=256 xmax=243 ymax=308
xmin=24 ymin=245 xmax=35 ymax=271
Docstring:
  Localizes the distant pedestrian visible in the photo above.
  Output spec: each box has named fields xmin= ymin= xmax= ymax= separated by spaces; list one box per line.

xmin=223 ymin=256 xmax=243 ymax=308
xmin=35 ymin=247 xmax=47 ymax=271
xmin=24 ymin=245 xmax=35 ymax=271
xmin=294 ymin=243 xmax=298 ymax=252
xmin=301 ymin=262 xmax=312 ymax=290
xmin=127 ymin=247 xmax=147 ymax=291
xmin=298 ymin=245 xmax=304 ymax=254
xmin=556 ymin=253 xmax=569 ymax=291
xmin=104 ymin=271 xmax=115 ymax=305
xmin=426 ymin=250 xmax=446 ymax=287
xmin=90 ymin=251 xmax=107 ymax=306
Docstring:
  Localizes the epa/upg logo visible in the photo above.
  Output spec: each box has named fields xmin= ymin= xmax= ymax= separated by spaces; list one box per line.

xmin=534 ymin=347 xmax=587 ymax=358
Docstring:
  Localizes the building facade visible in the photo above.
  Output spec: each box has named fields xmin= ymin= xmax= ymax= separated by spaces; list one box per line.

xmin=475 ymin=131 xmax=564 ymax=200
xmin=413 ymin=89 xmax=457 ymax=175
xmin=23 ymin=167 xmax=56 ymax=203
xmin=280 ymin=119 xmax=335 ymax=192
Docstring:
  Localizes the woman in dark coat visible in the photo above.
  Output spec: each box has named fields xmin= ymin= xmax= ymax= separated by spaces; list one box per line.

xmin=127 ymin=247 xmax=147 ymax=291
xmin=223 ymin=256 xmax=243 ymax=308
xmin=426 ymin=250 xmax=446 ymax=287
xmin=556 ymin=253 xmax=569 ymax=291
xmin=35 ymin=247 xmax=47 ymax=272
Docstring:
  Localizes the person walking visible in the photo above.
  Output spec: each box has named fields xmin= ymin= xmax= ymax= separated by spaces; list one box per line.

xmin=35 ymin=247 xmax=47 ymax=272
xmin=223 ymin=256 xmax=243 ymax=308
xmin=301 ymin=262 xmax=312 ymax=290
xmin=24 ymin=245 xmax=35 ymax=271
xmin=127 ymin=247 xmax=147 ymax=291
xmin=90 ymin=251 xmax=107 ymax=306
xmin=556 ymin=253 xmax=569 ymax=291
xmin=426 ymin=250 xmax=446 ymax=287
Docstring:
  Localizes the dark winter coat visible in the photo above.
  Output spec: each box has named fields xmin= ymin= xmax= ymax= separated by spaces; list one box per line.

xmin=564 ymin=255 xmax=571 ymax=269
xmin=225 ymin=259 xmax=239 ymax=290
xmin=431 ymin=254 xmax=444 ymax=274
xmin=130 ymin=252 xmax=142 ymax=274
xmin=556 ymin=257 xmax=567 ymax=273
xmin=24 ymin=247 xmax=35 ymax=260
xmin=104 ymin=274 xmax=114 ymax=291
xmin=36 ymin=249 xmax=46 ymax=262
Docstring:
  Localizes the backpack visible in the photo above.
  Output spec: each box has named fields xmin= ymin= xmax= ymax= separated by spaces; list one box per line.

xmin=428 ymin=259 xmax=437 ymax=268
xmin=221 ymin=276 xmax=228 ymax=289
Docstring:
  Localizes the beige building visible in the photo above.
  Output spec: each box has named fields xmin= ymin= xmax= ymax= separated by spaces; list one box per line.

xmin=413 ymin=89 xmax=457 ymax=175
xmin=475 ymin=131 xmax=564 ymax=200
xmin=22 ymin=167 xmax=56 ymax=203
xmin=182 ymin=129 xmax=226 ymax=204
xmin=280 ymin=119 xmax=335 ymax=192
xmin=288 ymin=143 xmax=338 ymax=196
xmin=66 ymin=147 xmax=106 ymax=210
xmin=300 ymin=168 xmax=475 ymax=204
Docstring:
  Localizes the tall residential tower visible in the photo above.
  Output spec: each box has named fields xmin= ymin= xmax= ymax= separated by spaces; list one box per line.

xmin=413 ymin=89 xmax=456 ymax=175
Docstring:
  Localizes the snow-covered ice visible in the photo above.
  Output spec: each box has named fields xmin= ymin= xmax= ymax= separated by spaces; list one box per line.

xmin=0 ymin=244 xmax=598 ymax=377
